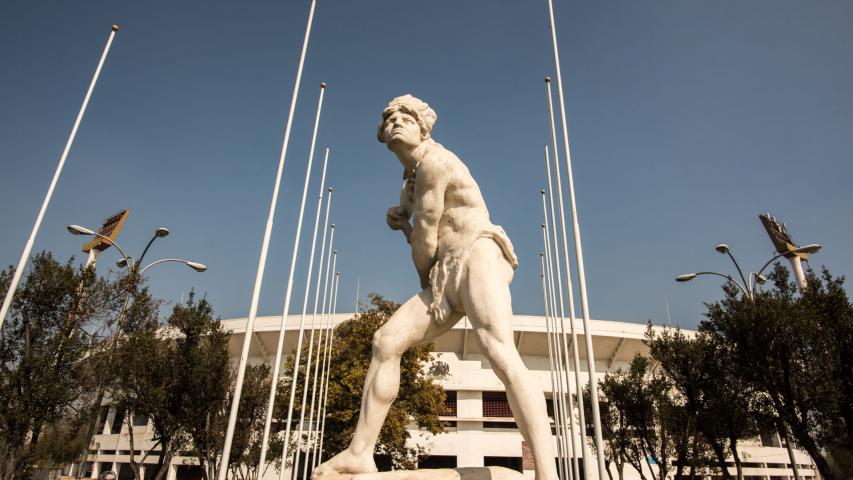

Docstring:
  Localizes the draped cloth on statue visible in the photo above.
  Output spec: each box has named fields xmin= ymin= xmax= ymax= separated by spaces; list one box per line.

xmin=428 ymin=224 xmax=518 ymax=325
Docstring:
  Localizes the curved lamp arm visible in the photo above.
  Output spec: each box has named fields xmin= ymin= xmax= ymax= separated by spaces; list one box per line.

xmin=139 ymin=258 xmax=207 ymax=275
xmin=138 ymin=227 xmax=170 ymax=264
xmin=67 ymin=225 xmax=133 ymax=268
xmin=676 ymin=271 xmax=750 ymax=299
xmin=723 ymin=250 xmax=750 ymax=295
xmin=755 ymin=244 xmax=822 ymax=281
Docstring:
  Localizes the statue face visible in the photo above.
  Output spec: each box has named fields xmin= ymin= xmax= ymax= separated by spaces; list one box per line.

xmin=382 ymin=111 xmax=423 ymax=149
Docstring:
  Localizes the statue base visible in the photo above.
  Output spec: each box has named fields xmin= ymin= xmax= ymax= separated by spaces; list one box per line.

xmin=318 ymin=466 xmax=524 ymax=480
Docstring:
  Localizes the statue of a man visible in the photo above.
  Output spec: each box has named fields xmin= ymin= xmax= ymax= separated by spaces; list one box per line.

xmin=313 ymin=95 xmax=558 ymax=480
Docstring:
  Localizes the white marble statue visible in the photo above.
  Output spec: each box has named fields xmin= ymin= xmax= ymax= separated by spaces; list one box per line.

xmin=312 ymin=95 xmax=558 ymax=480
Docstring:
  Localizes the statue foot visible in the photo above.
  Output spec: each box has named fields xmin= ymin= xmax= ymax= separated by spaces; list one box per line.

xmin=312 ymin=450 xmax=378 ymax=479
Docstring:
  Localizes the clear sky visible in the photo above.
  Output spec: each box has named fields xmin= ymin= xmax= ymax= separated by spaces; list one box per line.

xmin=2 ymin=1 xmax=852 ymax=329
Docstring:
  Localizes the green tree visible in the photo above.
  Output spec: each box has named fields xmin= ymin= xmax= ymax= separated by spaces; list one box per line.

xmin=583 ymin=383 xmax=638 ymax=480
xmin=186 ymin=362 xmax=270 ymax=480
xmin=647 ymin=327 xmax=757 ymax=480
xmin=699 ymin=265 xmax=853 ymax=479
xmin=0 ymin=252 xmax=121 ymax=480
xmin=277 ymin=294 xmax=448 ymax=473
xmin=112 ymin=286 xmax=177 ymax=480
xmin=597 ymin=354 xmax=688 ymax=480
xmin=115 ymin=293 xmax=268 ymax=480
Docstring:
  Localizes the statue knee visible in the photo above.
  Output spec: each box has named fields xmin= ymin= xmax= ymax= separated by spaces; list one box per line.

xmin=371 ymin=329 xmax=402 ymax=361
xmin=480 ymin=338 xmax=522 ymax=378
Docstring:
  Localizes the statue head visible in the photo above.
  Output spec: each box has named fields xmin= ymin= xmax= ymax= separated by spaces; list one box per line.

xmin=377 ymin=94 xmax=437 ymax=146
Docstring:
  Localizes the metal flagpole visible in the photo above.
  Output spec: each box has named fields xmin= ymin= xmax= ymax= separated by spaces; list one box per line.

xmin=543 ymin=144 xmax=583 ymax=480
xmin=541 ymin=219 xmax=569 ymax=480
xmin=311 ymin=263 xmax=336 ymax=469
xmin=267 ymin=83 xmax=326 ymax=480
xmin=303 ymin=191 xmax=334 ymax=469
xmin=270 ymin=170 xmax=329 ymax=477
xmin=541 ymin=219 xmax=573 ymax=480
xmin=545 ymin=1 xmax=607 ymax=475
xmin=539 ymin=251 xmax=569 ymax=480
xmin=541 ymin=208 xmax=576 ymax=480
xmin=218 ymin=2 xmax=318 ymax=477
xmin=304 ymin=245 xmax=337 ymax=469
xmin=316 ymin=271 xmax=340 ymax=463
xmin=539 ymin=251 xmax=566 ymax=479
xmin=0 ymin=25 xmax=119 ymax=329
xmin=301 ymin=249 xmax=336 ymax=479
xmin=258 ymin=146 xmax=329 ymax=472
xmin=291 ymin=233 xmax=335 ymax=480
xmin=354 ymin=276 xmax=360 ymax=314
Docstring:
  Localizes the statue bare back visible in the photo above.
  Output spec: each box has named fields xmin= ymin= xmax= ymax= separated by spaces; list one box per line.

xmin=313 ymin=95 xmax=558 ymax=480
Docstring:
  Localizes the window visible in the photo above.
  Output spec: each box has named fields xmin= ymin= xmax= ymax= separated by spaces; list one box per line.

xmin=97 ymin=406 xmax=110 ymax=433
xmin=97 ymin=462 xmax=112 ymax=476
xmin=419 ymin=455 xmax=457 ymax=469
xmin=443 ymin=391 xmax=457 ymax=417
xmin=483 ymin=421 xmax=517 ymax=430
xmin=760 ymin=429 xmax=782 ymax=447
xmin=132 ymin=414 xmax=148 ymax=427
xmin=484 ymin=456 xmax=522 ymax=473
xmin=482 ymin=391 xmax=513 ymax=418
xmin=110 ymin=408 xmax=125 ymax=434
xmin=143 ymin=466 xmax=157 ymax=480
xmin=175 ymin=465 xmax=203 ymax=480
xmin=117 ymin=464 xmax=134 ymax=480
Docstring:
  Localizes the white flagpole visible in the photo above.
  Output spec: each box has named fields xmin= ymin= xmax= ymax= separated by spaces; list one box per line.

xmin=303 ymin=191 xmax=334 ymax=469
xmin=291 ymin=231 xmax=335 ymax=480
xmin=545 ymin=1 xmax=607 ymax=475
xmin=354 ymin=276 xmax=360 ymax=314
xmin=540 ymin=249 xmax=569 ymax=480
xmin=300 ymin=248 xmax=336 ymax=479
xmin=258 ymin=147 xmax=329 ymax=472
xmin=218 ymin=2 xmax=318 ymax=477
xmin=539 ymin=253 xmax=565 ymax=479
xmin=541 ymin=206 xmax=576 ymax=480
xmin=0 ymin=25 xmax=119 ymax=329
xmin=310 ymin=271 xmax=334 ymax=469
xmin=316 ymin=271 xmax=340 ymax=463
xmin=263 ymin=83 xmax=325 ymax=480
xmin=544 ymin=144 xmax=583 ymax=480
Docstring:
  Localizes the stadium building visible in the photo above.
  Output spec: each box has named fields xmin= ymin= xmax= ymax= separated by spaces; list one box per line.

xmin=76 ymin=314 xmax=819 ymax=480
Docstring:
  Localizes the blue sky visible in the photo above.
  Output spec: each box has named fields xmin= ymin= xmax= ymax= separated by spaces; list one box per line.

xmin=1 ymin=1 xmax=852 ymax=329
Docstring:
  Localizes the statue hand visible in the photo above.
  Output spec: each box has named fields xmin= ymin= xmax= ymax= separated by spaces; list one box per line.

xmin=386 ymin=206 xmax=410 ymax=231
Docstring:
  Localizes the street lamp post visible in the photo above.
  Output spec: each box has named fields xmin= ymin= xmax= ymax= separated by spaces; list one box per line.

xmin=675 ymin=244 xmax=821 ymax=301
xmin=67 ymin=224 xmax=206 ymax=474
xmin=675 ymin=242 xmax=820 ymax=480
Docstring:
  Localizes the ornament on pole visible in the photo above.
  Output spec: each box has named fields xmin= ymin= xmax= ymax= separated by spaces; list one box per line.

xmin=759 ymin=213 xmax=812 ymax=291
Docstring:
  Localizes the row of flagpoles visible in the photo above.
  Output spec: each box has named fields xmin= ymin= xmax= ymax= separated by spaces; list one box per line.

xmin=0 ymin=0 xmax=611 ymax=478
xmin=542 ymin=0 xmax=607 ymax=477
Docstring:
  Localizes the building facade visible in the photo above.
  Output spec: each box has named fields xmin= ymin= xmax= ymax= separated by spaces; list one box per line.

xmin=76 ymin=314 xmax=818 ymax=480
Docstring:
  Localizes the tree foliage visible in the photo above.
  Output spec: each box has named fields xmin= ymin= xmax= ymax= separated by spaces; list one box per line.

xmin=0 ymin=252 xmax=123 ymax=480
xmin=115 ymin=292 xmax=270 ymax=480
xmin=699 ymin=265 xmax=853 ymax=479
xmin=276 ymin=294 xmax=448 ymax=473
xmin=647 ymin=326 xmax=757 ymax=480
xmin=595 ymin=355 xmax=705 ymax=480
xmin=596 ymin=264 xmax=853 ymax=480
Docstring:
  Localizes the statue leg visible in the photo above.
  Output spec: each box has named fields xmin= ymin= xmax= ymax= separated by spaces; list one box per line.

xmin=460 ymin=240 xmax=558 ymax=480
xmin=313 ymin=289 xmax=461 ymax=478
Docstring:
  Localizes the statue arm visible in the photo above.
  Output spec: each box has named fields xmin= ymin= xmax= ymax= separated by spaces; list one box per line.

xmin=411 ymin=157 xmax=448 ymax=288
